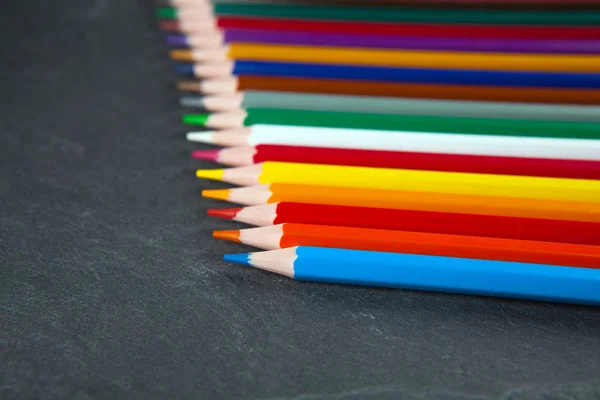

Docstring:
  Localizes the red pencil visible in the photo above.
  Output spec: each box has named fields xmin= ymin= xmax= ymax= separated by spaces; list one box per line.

xmin=192 ymin=145 xmax=600 ymax=180
xmin=159 ymin=16 xmax=600 ymax=40
xmin=207 ymin=202 xmax=600 ymax=245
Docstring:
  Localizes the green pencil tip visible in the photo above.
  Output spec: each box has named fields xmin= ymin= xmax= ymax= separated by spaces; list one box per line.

xmin=183 ymin=114 xmax=210 ymax=126
xmin=155 ymin=7 xmax=177 ymax=19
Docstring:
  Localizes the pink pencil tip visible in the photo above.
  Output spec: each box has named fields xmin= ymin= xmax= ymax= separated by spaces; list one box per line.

xmin=207 ymin=208 xmax=242 ymax=219
xmin=192 ymin=149 xmax=220 ymax=162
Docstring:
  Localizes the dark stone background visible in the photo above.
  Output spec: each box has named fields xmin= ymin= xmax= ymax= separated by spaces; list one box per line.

xmin=1 ymin=1 xmax=599 ymax=398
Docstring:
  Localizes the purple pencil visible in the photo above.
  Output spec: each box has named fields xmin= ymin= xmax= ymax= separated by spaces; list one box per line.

xmin=165 ymin=29 xmax=600 ymax=54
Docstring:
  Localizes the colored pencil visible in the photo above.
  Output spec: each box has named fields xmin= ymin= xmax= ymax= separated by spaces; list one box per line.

xmin=213 ymin=223 xmax=600 ymax=269
xmin=183 ymin=109 xmax=600 ymax=139
xmin=177 ymin=76 xmax=600 ymax=105
xmin=159 ymin=16 xmax=600 ymax=40
xmin=166 ymin=30 xmax=600 ymax=54
xmin=186 ymin=125 xmax=600 ymax=161
xmin=208 ymin=203 xmax=600 ymax=245
xmin=179 ymin=91 xmax=600 ymax=122
xmin=156 ymin=4 xmax=600 ymax=25
xmin=192 ymin=145 xmax=600 ymax=180
xmin=170 ymin=44 xmax=600 ymax=73
xmin=174 ymin=60 xmax=600 ymax=89
xmin=203 ymin=184 xmax=600 ymax=223
xmin=223 ymin=246 xmax=600 ymax=306
xmin=195 ymin=161 xmax=600 ymax=202
xmin=159 ymin=0 xmax=600 ymax=8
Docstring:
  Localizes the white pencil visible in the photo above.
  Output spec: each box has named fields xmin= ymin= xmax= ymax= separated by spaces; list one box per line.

xmin=186 ymin=124 xmax=600 ymax=161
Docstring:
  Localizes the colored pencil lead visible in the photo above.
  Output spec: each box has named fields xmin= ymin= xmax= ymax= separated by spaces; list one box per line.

xmin=177 ymin=78 xmax=238 ymax=95
xmin=159 ymin=20 xmax=180 ymax=31
xmin=191 ymin=149 xmax=220 ymax=162
xmin=186 ymin=131 xmax=213 ymax=143
xmin=183 ymin=111 xmax=246 ymax=128
xmin=192 ymin=147 xmax=256 ymax=166
xmin=174 ymin=64 xmax=195 ymax=76
xmin=182 ymin=113 xmax=209 ymax=126
xmin=201 ymin=188 xmax=231 ymax=201
xmin=207 ymin=208 xmax=242 ymax=220
xmin=180 ymin=94 xmax=243 ymax=110
xmin=170 ymin=48 xmax=229 ymax=63
xmin=156 ymin=6 xmax=210 ymax=20
xmin=187 ymin=129 xmax=249 ymax=147
xmin=222 ymin=253 xmax=250 ymax=266
xmin=165 ymin=34 xmax=189 ymax=47
xmin=195 ymin=168 xmax=225 ymax=181
xmin=212 ymin=229 xmax=241 ymax=243
xmin=202 ymin=185 xmax=270 ymax=206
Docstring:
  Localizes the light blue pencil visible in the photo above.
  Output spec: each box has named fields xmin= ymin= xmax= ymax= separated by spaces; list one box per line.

xmin=224 ymin=246 xmax=600 ymax=306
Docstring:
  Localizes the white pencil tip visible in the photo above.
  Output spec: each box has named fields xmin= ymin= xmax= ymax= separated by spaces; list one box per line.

xmin=186 ymin=131 xmax=215 ymax=143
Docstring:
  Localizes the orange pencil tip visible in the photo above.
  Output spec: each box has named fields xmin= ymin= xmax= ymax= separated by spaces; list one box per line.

xmin=202 ymin=188 xmax=231 ymax=200
xmin=212 ymin=229 xmax=241 ymax=243
xmin=207 ymin=208 xmax=242 ymax=219
xmin=170 ymin=49 xmax=193 ymax=61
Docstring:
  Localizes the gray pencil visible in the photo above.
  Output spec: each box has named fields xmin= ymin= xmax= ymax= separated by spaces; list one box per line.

xmin=180 ymin=91 xmax=600 ymax=122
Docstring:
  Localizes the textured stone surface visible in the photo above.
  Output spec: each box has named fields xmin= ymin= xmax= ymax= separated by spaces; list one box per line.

xmin=1 ymin=1 xmax=599 ymax=399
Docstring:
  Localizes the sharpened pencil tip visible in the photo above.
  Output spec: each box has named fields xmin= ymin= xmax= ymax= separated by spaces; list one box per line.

xmin=186 ymin=131 xmax=215 ymax=144
xmin=202 ymin=188 xmax=231 ymax=201
xmin=192 ymin=149 xmax=220 ymax=162
xmin=159 ymin=20 xmax=179 ymax=31
xmin=207 ymin=208 xmax=242 ymax=219
xmin=223 ymin=253 xmax=250 ymax=266
xmin=156 ymin=7 xmax=177 ymax=19
xmin=183 ymin=114 xmax=210 ymax=126
xmin=170 ymin=49 xmax=194 ymax=62
xmin=195 ymin=168 xmax=224 ymax=181
xmin=165 ymin=34 xmax=188 ymax=47
xmin=174 ymin=64 xmax=195 ymax=77
xmin=213 ymin=229 xmax=241 ymax=243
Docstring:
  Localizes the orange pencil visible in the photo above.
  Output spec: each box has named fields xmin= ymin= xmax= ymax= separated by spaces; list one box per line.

xmin=202 ymin=184 xmax=600 ymax=223
xmin=213 ymin=223 xmax=600 ymax=269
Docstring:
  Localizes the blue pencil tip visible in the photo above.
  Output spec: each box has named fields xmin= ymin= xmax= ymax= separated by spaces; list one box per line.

xmin=174 ymin=64 xmax=194 ymax=76
xmin=223 ymin=253 xmax=251 ymax=266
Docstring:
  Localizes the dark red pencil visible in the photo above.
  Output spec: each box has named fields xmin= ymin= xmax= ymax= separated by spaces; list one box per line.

xmin=207 ymin=202 xmax=600 ymax=245
xmin=160 ymin=16 xmax=600 ymax=40
xmin=192 ymin=145 xmax=600 ymax=180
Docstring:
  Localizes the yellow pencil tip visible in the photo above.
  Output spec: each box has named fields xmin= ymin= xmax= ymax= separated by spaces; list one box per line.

xmin=196 ymin=169 xmax=225 ymax=181
xmin=213 ymin=229 xmax=241 ymax=243
xmin=202 ymin=188 xmax=231 ymax=200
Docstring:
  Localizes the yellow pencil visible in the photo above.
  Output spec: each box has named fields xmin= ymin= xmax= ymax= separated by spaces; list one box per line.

xmin=170 ymin=43 xmax=600 ymax=73
xmin=195 ymin=162 xmax=600 ymax=202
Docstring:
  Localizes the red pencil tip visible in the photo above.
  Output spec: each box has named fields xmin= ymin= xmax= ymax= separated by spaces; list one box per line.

xmin=207 ymin=208 xmax=242 ymax=219
xmin=159 ymin=20 xmax=180 ymax=32
xmin=192 ymin=149 xmax=220 ymax=162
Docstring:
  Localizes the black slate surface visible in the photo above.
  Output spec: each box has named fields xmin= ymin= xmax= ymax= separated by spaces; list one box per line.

xmin=1 ymin=1 xmax=600 ymax=399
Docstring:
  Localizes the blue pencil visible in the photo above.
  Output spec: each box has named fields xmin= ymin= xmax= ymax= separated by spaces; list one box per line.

xmin=174 ymin=61 xmax=600 ymax=89
xmin=224 ymin=246 xmax=600 ymax=306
